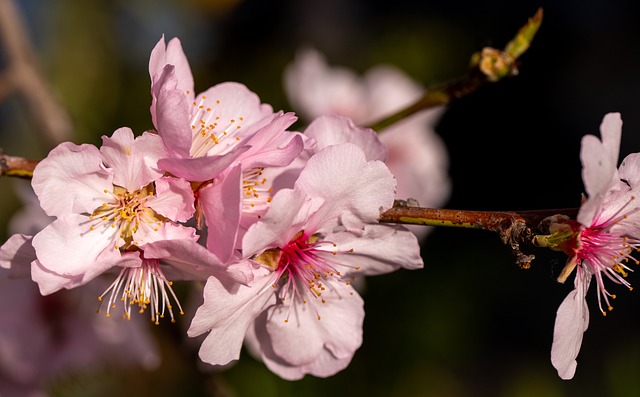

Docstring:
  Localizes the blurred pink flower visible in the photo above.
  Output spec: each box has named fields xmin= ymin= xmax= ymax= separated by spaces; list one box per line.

xmin=188 ymin=144 xmax=423 ymax=379
xmin=284 ymin=48 xmax=451 ymax=238
xmin=551 ymin=113 xmax=640 ymax=379
xmin=0 ymin=184 xmax=159 ymax=396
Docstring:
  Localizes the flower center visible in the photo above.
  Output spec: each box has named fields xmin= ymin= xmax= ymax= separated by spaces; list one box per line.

xmin=578 ymin=226 xmax=640 ymax=315
xmin=255 ymin=231 xmax=357 ymax=322
xmin=189 ymin=95 xmax=244 ymax=158
xmin=97 ymin=258 xmax=184 ymax=324
xmin=88 ymin=184 xmax=165 ymax=250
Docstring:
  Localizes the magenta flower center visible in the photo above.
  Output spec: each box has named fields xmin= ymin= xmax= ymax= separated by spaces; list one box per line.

xmin=257 ymin=231 xmax=357 ymax=322
xmin=578 ymin=225 xmax=640 ymax=314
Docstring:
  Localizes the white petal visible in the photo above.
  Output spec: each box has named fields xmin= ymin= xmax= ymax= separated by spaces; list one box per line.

xmin=32 ymin=142 xmax=113 ymax=217
xmin=188 ymin=266 xmax=277 ymax=366
xmin=551 ymin=268 xmax=591 ymax=380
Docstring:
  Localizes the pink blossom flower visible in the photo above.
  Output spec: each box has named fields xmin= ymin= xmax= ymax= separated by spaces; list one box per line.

xmin=149 ymin=36 xmax=303 ymax=183
xmin=149 ymin=37 xmax=305 ymax=261
xmin=284 ymin=48 xmax=451 ymax=239
xmin=188 ymin=143 xmax=423 ymax=379
xmin=27 ymin=127 xmax=244 ymax=323
xmin=551 ymin=112 xmax=640 ymax=379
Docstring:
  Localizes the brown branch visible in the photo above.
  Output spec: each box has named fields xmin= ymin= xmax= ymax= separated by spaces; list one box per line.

xmin=368 ymin=8 xmax=543 ymax=132
xmin=0 ymin=151 xmax=38 ymax=179
xmin=0 ymin=0 xmax=72 ymax=146
xmin=379 ymin=202 xmax=578 ymax=269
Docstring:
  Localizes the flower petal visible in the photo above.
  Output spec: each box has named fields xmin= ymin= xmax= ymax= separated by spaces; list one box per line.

xmin=142 ymin=238 xmax=251 ymax=285
xmin=579 ymin=113 xmax=622 ymax=224
xmin=551 ymin=267 xmax=591 ymax=380
xmin=149 ymin=36 xmax=194 ymax=103
xmin=242 ymin=189 xmax=323 ymax=257
xmin=32 ymin=214 xmax=119 ymax=276
xmin=157 ymin=145 xmax=250 ymax=182
xmin=132 ymin=222 xmax=197 ymax=247
xmin=256 ymin=280 xmax=364 ymax=379
xmin=326 ymin=224 xmax=423 ymax=276
xmin=618 ymin=152 xmax=640 ymax=187
xmin=0 ymin=234 xmax=34 ymax=278
xmin=188 ymin=266 xmax=277 ymax=366
xmin=100 ymin=128 xmax=166 ymax=191
xmin=31 ymin=251 xmax=141 ymax=295
xmin=199 ymin=165 xmax=242 ymax=263
xmin=304 ymin=115 xmax=387 ymax=162
xmin=238 ymin=112 xmax=303 ymax=169
xmin=32 ymin=142 xmax=113 ymax=217
xmin=295 ymin=143 xmax=396 ymax=231
xmin=152 ymin=65 xmax=193 ymax=157
xmin=284 ymin=48 xmax=365 ymax=122
xmin=146 ymin=177 xmax=195 ymax=222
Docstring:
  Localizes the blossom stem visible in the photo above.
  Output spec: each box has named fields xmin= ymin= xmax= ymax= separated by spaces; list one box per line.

xmin=0 ymin=151 xmax=38 ymax=178
xmin=368 ymin=7 xmax=543 ymax=132
xmin=379 ymin=202 xmax=577 ymax=268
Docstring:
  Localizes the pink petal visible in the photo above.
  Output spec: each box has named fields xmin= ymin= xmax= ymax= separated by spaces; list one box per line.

xmin=326 ymin=224 xmax=423 ymax=276
xmin=296 ymin=143 xmax=396 ymax=231
xmin=32 ymin=142 xmax=113 ymax=217
xmin=30 ymin=259 xmax=80 ymax=295
xmin=284 ymin=48 xmax=365 ymax=122
xmin=141 ymin=239 xmax=250 ymax=284
xmin=31 ymin=214 xmax=119 ymax=276
xmin=153 ymin=65 xmax=193 ymax=157
xmin=188 ymin=266 xmax=277 ymax=366
xmin=257 ymin=280 xmax=364 ymax=379
xmin=551 ymin=267 xmax=591 ymax=380
xmin=132 ymin=222 xmax=197 ymax=247
xmin=199 ymin=165 xmax=242 ymax=263
xmin=379 ymin=114 xmax=450 ymax=209
xmin=31 ymin=251 xmax=141 ymax=295
xmin=579 ymin=113 xmax=622 ymax=224
xmin=146 ymin=177 xmax=195 ymax=222
xmin=238 ymin=112 xmax=303 ymax=169
xmin=193 ymin=82 xmax=275 ymax=139
xmin=149 ymin=36 xmax=194 ymax=103
xmin=157 ymin=145 xmax=250 ymax=182
xmin=304 ymin=115 xmax=387 ymax=162
xmin=100 ymin=128 xmax=166 ymax=191
xmin=362 ymin=65 xmax=423 ymax=121
xmin=0 ymin=234 xmax=34 ymax=278
xmin=618 ymin=152 xmax=640 ymax=186
xmin=242 ymin=189 xmax=323 ymax=257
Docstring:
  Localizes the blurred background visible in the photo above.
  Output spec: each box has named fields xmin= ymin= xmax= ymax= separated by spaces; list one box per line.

xmin=2 ymin=0 xmax=640 ymax=396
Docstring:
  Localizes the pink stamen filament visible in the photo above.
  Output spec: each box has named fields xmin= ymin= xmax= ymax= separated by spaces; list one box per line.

xmin=269 ymin=231 xmax=357 ymax=323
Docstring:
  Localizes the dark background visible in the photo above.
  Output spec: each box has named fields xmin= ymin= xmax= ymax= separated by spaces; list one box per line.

xmin=2 ymin=0 xmax=640 ymax=396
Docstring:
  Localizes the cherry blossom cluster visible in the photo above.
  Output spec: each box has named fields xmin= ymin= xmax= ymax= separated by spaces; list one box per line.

xmin=0 ymin=36 xmax=430 ymax=381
